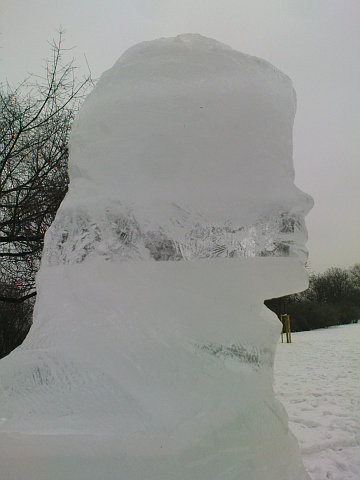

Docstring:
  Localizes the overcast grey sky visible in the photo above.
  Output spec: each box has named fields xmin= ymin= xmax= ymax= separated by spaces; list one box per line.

xmin=1 ymin=0 xmax=359 ymax=272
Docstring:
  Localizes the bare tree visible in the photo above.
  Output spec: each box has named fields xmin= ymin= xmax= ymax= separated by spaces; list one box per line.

xmin=0 ymin=30 xmax=92 ymax=355
xmin=349 ymin=264 xmax=360 ymax=290
xmin=307 ymin=268 xmax=354 ymax=304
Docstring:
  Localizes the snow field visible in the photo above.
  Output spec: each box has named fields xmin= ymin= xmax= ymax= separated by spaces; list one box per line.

xmin=274 ymin=323 xmax=360 ymax=480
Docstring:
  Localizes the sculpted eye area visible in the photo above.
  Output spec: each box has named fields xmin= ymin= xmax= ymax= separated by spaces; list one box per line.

xmin=45 ymin=209 xmax=308 ymax=265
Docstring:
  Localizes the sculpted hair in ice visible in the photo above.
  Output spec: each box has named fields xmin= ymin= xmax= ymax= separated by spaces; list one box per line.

xmin=44 ymin=34 xmax=313 ymax=268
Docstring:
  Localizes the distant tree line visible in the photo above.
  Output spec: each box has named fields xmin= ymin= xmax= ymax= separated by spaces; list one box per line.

xmin=0 ymin=31 xmax=92 ymax=358
xmin=265 ymin=264 xmax=360 ymax=331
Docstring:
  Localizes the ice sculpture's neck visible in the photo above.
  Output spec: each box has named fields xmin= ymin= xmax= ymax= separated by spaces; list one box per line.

xmin=22 ymin=257 xmax=283 ymax=435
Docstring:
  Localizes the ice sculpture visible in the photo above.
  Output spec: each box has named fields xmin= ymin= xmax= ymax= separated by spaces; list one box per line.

xmin=0 ymin=35 xmax=313 ymax=479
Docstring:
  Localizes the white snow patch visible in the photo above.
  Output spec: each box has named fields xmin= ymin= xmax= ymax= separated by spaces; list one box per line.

xmin=274 ymin=323 xmax=360 ymax=480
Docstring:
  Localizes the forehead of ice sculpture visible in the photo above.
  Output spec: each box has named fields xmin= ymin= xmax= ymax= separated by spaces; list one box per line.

xmin=69 ymin=34 xmax=307 ymax=224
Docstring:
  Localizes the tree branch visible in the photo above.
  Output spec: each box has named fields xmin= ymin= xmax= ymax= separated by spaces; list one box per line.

xmin=0 ymin=291 xmax=37 ymax=303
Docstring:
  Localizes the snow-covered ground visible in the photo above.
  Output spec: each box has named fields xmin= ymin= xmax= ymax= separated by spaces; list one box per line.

xmin=274 ymin=323 xmax=360 ymax=480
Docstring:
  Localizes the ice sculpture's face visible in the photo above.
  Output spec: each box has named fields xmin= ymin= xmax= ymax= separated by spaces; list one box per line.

xmin=60 ymin=35 xmax=313 ymax=283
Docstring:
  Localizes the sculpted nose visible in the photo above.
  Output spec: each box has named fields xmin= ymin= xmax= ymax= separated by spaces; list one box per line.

xmin=290 ymin=185 xmax=314 ymax=216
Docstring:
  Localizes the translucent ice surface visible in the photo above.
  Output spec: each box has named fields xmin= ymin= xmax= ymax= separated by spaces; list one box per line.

xmin=0 ymin=35 xmax=313 ymax=479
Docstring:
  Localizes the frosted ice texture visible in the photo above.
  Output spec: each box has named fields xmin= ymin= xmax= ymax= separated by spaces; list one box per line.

xmin=0 ymin=35 xmax=313 ymax=479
